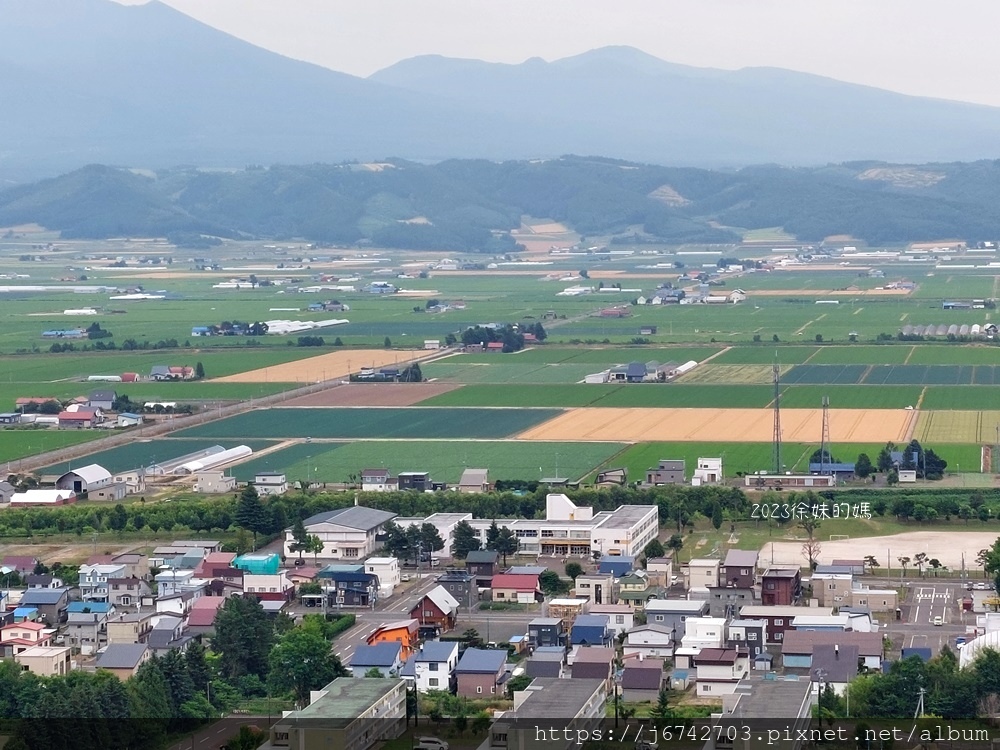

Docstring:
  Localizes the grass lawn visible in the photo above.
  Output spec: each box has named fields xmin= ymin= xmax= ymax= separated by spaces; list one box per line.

xmin=921 ymin=387 xmax=1000 ymax=410
xmin=229 ymin=439 xmax=627 ymax=483
xmin=907 ymin=346 xmax=1000 ymax=365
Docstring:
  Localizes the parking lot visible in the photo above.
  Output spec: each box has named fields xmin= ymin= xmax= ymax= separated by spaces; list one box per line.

xmin=893 ymin=579 xmax=977 ymax=655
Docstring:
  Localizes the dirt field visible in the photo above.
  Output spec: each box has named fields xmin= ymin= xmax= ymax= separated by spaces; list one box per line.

xmin=516 ymin=407 xmax=915 ymax=443
xmin=212 ymin=349 xmax=427 ymax=383
xmin=0 ymin=541 xmax=149 ymax=566
xmin=760 ymin=530 xmax=995 ymax=570
xmin=281 ymin=382 xmax=459 ymax=406
xmin=525 ymin=222 xmax=571 ymax=234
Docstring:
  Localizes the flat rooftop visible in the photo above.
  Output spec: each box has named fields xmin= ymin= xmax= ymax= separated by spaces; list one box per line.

xmin=286 ymin=678 xmax=404 ymax=725
xmin=514 ymin=677 xmax=605 ymax=719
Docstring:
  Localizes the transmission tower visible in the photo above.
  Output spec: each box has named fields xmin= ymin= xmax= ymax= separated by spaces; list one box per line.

xmin=772 ymin=363 xmax=782 ymax=474
xmin=820 ymin=396 xmax=831 ymax=474
xmin=914 ymin=687 xmax=926 ymax=719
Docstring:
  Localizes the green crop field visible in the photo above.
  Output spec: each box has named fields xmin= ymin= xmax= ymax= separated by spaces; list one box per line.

xmin=230 ymin=439 xmax=627 ymax=483
xmin=906 ymin=347 xmax=1000 ymax=365
xmin=173 ymin=407 xmax=562 ymax=440
xmin=782 ymin=365 xmax=867 ymax=384
xmin=35 ymin=438 xmax=278 ymax=476
xmin=418 ymin=384 xmax=621 ymax=407
xmin=712 ymin=347 xmax=818 ymax=364
xmin=678 ymin=365 xmax=780 ymax=385
xmin=421 ymin=362 xmax=605 ymax=384
xmin=591 ymin=384 xmax=774 ymax=408
xmin=0 ymin=429 xmax=105 ymax=467
xmin=921 ymin=387 xmax=1000 ymax=410
xmin=778 ymin=385 xmax=923 ymax=409
xmin=806 ymin=346 xmax=912 ymax=365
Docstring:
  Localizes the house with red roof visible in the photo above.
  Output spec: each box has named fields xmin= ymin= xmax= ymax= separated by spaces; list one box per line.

xmin=187 ymin=597 xmax=225 ymax=637
xmin=490 ymin=573 xmax=544 ymax=603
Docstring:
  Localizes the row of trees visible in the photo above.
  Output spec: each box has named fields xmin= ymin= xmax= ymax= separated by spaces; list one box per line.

xmin=451 ymin=519 xmax=517 ymax=564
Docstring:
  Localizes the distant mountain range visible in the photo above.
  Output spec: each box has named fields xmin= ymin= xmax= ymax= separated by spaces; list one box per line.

xmin=5 ymin=157 xmax=1000 ymax=248
xmin=2 ymin=0 xmax=1000 ymax=181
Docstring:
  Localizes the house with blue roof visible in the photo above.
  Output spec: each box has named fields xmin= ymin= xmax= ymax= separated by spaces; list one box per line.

xmin=12 ymin=608 xmax=39 ymax=623
xmin=570 ymin=614 xmax=611 ymax=646
xmin=317 ymin=569 xmax=379 ymax=607
xmin=399 ymin=640 xmax=460 ymax=693
xmin=66 ymin=602 xmax=113 ymax=615
xmin=598 ymin=556 xmax=634 ymax=578
xmin=456 ymin=648 xmax=508 ymax=698
xmin=349 ymin=642 xmax=403 ymax=677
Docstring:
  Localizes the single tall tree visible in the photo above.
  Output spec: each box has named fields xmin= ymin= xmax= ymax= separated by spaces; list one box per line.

xmin=289 ymin=518 xmax=309 ymax=562
xmin=268 ymin=629 xmax=348 ymax=706
xmin=855 ymin=453 xmax=874 ymax=479
xmin=214 ymin=596 xmax=274 ymax=680
xmin=234 ymin=485 xmax=268 ymax=547
xmin=452 ymin=520 xmax=481 ymax=560
xmin=494 ymin=526 xmax=518 ymax=566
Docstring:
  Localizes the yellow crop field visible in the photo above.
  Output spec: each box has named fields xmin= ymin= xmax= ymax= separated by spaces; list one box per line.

xmin=212 ymin=349 xmax=426 ymax=384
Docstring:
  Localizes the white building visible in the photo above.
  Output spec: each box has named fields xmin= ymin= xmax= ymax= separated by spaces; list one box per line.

xmin=623 ymin=623 xmax=674 ymax=659
xmin=681 ymin=617 xmax=727 ymax=650
xmin=56 ymin=464 xmax=113 ymax=494
xmin=361 ymin=469 xmax=393 ymax=492
xmin=244 ymin=570 xmax=292 ymax=599
xmin=254 ymin=472 xmax=288 ymax=496
xmin=288 ymin=506 xmax=398 ymax=560
xmin=194 ymin=471 xmax=236 ymax=494
xmin=406 ymin=640 xmax=459 ymax=693
xmin=687 ymin=558 xmax=722 ymax=595
xmin=461 ymin=494 xmax=658 ymax=558
xmin=692 ymin=458 xmax=723 ymax=485
xmin=9 ymin=489 xmax=76 ymax=506
xmin=589 ymin=604 xmax=634 ymax=636
xmin=694 ymin=647 xmax=750 ymax=697
xmin=392 ymin=513 xmax=471 ymax=558
xmin=365 ymin=557 xmax=401 ymax=596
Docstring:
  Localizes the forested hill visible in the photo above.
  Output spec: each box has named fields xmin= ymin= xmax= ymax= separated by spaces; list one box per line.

xmin=5 ymin=157 xmax=1000 ymax=249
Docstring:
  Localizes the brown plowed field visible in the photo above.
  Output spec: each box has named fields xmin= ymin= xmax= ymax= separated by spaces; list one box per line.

xmin=281 ymin=382 xmax=460 ymax=407
xmin=212 ymin=349 xmax=426 ymax=383
xmin=516 ymin=407 xmax=914 ymax=443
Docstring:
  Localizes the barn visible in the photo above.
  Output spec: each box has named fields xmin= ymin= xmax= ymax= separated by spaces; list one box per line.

xmin=56 ymin=464 xmax=113 ymax=495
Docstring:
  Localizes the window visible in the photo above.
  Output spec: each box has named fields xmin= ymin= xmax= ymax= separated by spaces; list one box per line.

xmin=428 ymin=678 xmax=439 ymax=687
xmin=654 ymin=615 xmax=663 ymax=622
xmin=429 ymin=662 xmax=438 ymax=671
xmin=774 ymin=619 xmax=783 ymax=626
xmin=776 ymin=633 xmax=783 ymax=641
xmin=490 ymin=686 xmax=495 ymax=694
xmin=703 ymin=685 xmax=711 ymax=692
xmin=477 ymin=686 xmax=483 ymax=694
xmin=616 ymin=615 xmax=624 ymax=624
xmin=748 ymin=633 xmax=757 ymax=641
xmin=766 ymin=582 xmax=775 ymax=590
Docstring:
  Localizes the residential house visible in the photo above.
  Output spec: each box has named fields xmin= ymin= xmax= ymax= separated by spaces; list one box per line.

xmin=681 ymin=617 xmax=727 ymax=652
xmin=645 ymin=599 xmax=708 ymax=637
xmin=155 ymin=592 xmax=197 ymax=618
xmin=148 ymin=615 xmax=192 ymax=655
xmin=78 ymin=563 xmax=127 ymax=601
xmin=570 ymin=614 xmax=611 ymax=646
xmin=288 ymin=506 xmax=398 ymax=560
xmin=645 ymin=459 xmax=686 ymax=486
xmin=364 ymin=557 xmax=400 ymax=597
xmin=95 ymin=643 xmax=150 ymax=680
xmin=58 ymin=409 xmax=102 ymax=428
xmin=490 ymin=573 xmax=543 ymax=603
xmin=707 ymin=585 xmax=757 ymax=619
xmin=694 ymin=648 xmax=750 ymax=697
xmin=780 ymin=630 xmax=882 ymax=671
xmin=396 ymin=471 xmax=432 ymax=492
xmin=722 ymin=550 xmax=759 ymax=588
xmin=106 ymin=612 xmax=154 ymax=645
xmin=24 ymin=574 xmax=64 ymax=590
xmin=455 ymin=648 xmax=508 ymax=698
xmin=366 ymin=619 xmax=419 ymax=660
xmin=186 ymin=597 xmax=225 ymax=638
xmin=597 ymin=555 xmax=634 ymax=579
xmin=738 ymin=605 xmax=834 ymax=644
xmin=254 ymin=472 xmax=288 ymax=496
xmin=573 ymin=572 xmax=615 ymax=605
xmin=590 ymin=604 xmax=633 ymax=637
xmin=0 ymin=621 xmax=52 ymax=657
xmin=318 ymin=568 xmax=379 ymax=607
xmin=809 ymin=644 xmax=859 ymax=696
xmin=528 ymin=617 xmax=565 ymax=648
xmin=621 ymin=660 xmax=665 ymax=703
xmin=547 ymin=598 xmax=589 ymax=628
xmin=349 ymin=642 xmax=404 ymax=677
xmin=726 ymin=619 xmax=767 ymax=661
xmin=849 ymin=585 xmax=898 ymax=612
xmin=458 ymin=468 xmax=489 ymax=493
xmin=87 ymin=390 xmax=117 ymax=410
xmin=402 ymin=640 xmax=459 ymax=693
xmin=622 ymin=623 xmax=676 ymax=659
xmin=242 ymin=569 xmax=293 ymax=602
xmin=761 ymin=568 xmax=803 ymax=606
xmin=85 ymin=552 xmax=148 ymax=580
xmin=15 ymin=646 xmax=72 ymax=677
xmin=791 ymin=614 xmax=851 ymax=632
xmin=286 ymin=566 xmax=321 ymax=588
xmin=154 ymin=569 xmax=206 ymax=599
xmin=618 ymin=569 xmax=664 ymax=609
xmin=692 ymin=457 xmax=723 ymax=485
xmin=66 ymin=606 xmax=113 ymax=653
xmin=360 ymin=469 xmax=393 ymax=492
xmin=409 ymin=585 xmax=460 ymax=632
xmin=56 ymin=464 xmax=114 ymax=495
xmin=18 ymin=588 xmax=71 ymax=625
xmin=645 ymin=556 xmax=674 ymax=588
xmin=687 ymin=558 xmax=721 ymax=595
xmin=525 ymin=648 xmax=564 ymax=679
xmin=435 ymin=570 xmax=477 ymax=610
xmin=569 ymin=646 xmax=615 ymax=690
xmin=116 ymin=412 xmax=143 ymax=428
xmin=812 ymin=573 xmax=853 ymax=608
xmin=194 ymin=471 xmax=237 ymax=494
xmin=0 ymin=480 xmax=15 ymax=503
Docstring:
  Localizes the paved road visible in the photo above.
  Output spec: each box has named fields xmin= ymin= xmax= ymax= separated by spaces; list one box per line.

xmin=892 ymin=580 xmax=970 ymax=654
xmin=169 ymin=717 xmax=274 ymax=750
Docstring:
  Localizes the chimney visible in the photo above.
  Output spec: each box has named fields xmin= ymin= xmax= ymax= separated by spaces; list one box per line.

xmin=834 ymin=644 xmax=839 ymax=659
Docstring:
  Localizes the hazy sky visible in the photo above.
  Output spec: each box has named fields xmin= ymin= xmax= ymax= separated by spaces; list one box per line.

xmin=115 ymin=0 xmax=1000 ymax=107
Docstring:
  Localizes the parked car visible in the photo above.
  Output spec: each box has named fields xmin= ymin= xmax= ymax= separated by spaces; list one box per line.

xmin=401 ymin=573 xmax=411 ymax=582
xmin=414 ymin=738 xmax=449 ymax=750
